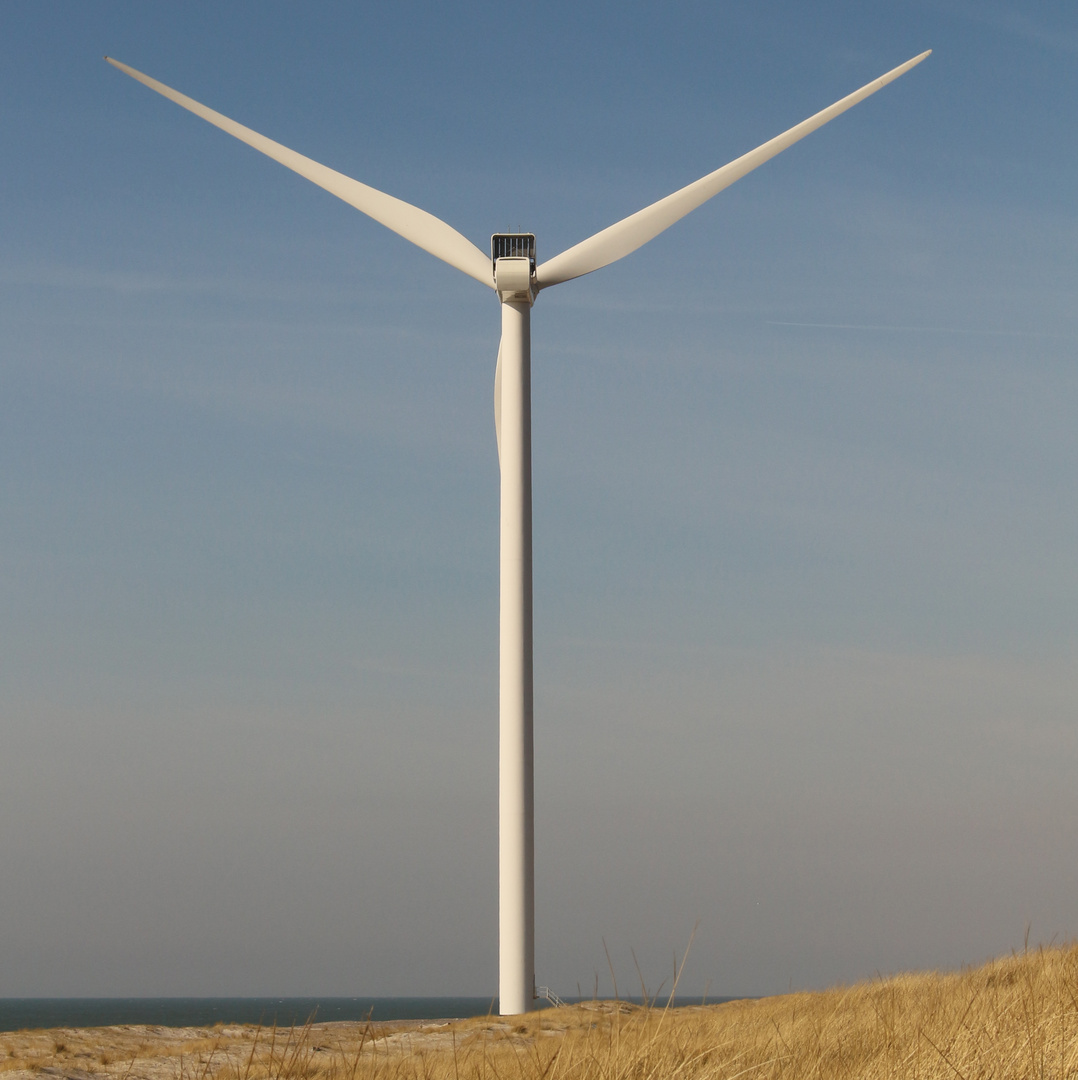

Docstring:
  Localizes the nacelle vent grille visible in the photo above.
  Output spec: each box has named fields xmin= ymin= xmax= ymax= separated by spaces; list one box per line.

xmin=491 ymin=234 xmax=536 ymax=272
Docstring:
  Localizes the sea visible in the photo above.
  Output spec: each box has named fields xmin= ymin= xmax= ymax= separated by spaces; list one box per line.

xmin=0 ymin=995 xmax=736 ymax=1034
xmin=0 ymin=998 xmax=494 ymax=1034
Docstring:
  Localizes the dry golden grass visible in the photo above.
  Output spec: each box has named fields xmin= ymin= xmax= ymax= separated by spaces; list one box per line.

xmin=4 ymin=943 xmax=1078 ymax=1080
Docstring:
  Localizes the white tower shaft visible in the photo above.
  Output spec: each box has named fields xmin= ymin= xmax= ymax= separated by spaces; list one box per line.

xmin=498 ymin=299 xmax=535 ymax=1015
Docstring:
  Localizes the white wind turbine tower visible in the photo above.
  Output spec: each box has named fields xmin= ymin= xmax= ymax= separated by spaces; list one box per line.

xmin=107 ymin=49 xmax=930 ymax=1015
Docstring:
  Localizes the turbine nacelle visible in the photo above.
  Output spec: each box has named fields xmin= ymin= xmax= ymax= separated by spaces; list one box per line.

xmin=492 ymin=234 xmax=537 ymax=305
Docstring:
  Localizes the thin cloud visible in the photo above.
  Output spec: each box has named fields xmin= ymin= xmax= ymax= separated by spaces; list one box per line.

xmin=765 ymin=320 xmax=1073 ymax=340
xmin=949 ymin=0 xmax=1078 ymax=56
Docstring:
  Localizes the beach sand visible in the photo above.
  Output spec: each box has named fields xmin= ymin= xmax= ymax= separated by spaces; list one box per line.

xmin=0 ymin=1002 xmax=634 ymax=1080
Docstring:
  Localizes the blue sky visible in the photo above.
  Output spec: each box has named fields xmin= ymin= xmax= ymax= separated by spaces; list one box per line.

xmin=2 ymin=1 xmax=1076 ymax=998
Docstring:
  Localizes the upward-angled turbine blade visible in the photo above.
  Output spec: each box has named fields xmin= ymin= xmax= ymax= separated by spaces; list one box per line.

xmin=536 ymin=50 xmax=930 ymax=289
xmin=105 ymin=57 xmax=494 ymax=288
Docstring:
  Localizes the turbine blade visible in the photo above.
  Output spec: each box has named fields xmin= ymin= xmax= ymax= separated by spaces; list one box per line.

xmin=494 ymin=338 xmax=503 ymax=466
xmin=105 ymin=57 xmax=494 ymax=288
xmin=535 ymin=50 xmax=930 ymax=288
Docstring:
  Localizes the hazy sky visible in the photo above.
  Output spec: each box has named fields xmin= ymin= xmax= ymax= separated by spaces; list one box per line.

xmin=2 ymin=1 xmax=1076 ymax=1000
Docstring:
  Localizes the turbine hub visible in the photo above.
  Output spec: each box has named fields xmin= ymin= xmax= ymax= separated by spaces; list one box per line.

xmin=492 ymin=234 xmax=537 ymax=305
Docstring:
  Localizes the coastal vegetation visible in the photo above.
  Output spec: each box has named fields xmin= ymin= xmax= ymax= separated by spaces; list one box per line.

xmin=4 ymin=942 xmax=1077 ymax=1079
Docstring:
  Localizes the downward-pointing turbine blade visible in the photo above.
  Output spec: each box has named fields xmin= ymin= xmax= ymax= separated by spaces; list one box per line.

xmin=494 ymin=339 xmax=503 ymax=467
xmin=105 ymin=57 xmax=494 ymax=288
xmin=535 ymin=50 xmax=931 ymax=289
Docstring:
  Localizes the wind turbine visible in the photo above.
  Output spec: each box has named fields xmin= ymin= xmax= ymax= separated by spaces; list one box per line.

xmin=106 ymin=49 xmax=930 ymax=1015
